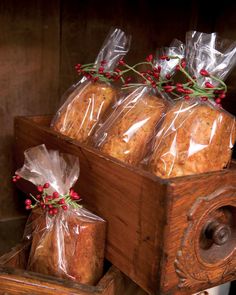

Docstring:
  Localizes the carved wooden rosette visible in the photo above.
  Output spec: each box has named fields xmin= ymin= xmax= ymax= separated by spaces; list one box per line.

xmin=175 ymin=186 xmax=236 ymax=290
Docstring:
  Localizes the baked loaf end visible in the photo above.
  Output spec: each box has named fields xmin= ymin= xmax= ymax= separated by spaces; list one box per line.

xmin=52 ymin=82 xmax=116 ymax=143
xmin=101 ymin=94 xmax=166 ymax=165
xmin=28 ymin=211 xmax=106 ymax=285
xmin=149 ymin=101 xmax=236 ymax=178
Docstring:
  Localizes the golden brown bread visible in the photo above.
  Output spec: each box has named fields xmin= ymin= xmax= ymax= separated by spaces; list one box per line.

xmin=149 ymin=100 xmax=236 ymax=178
xmin=52 ymin=81 xmax=116 ymax=143
xmin=28 ymin=209 xmax=106 ymax=285
xmin=100 ymin=93 xmax=167 ymax=165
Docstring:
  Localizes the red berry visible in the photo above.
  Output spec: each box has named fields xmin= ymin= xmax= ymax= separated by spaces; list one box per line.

xmin=176 ymin=83 xmax=183 ymax=88
xmin=146 ymin=54 xmax=153 ymax=62
xmin=105 ymin=72 xmax=111 ymax=78
xmin=205 ymin=82 xmax=214 ymax=88
xmin=72 ymin=194 xmax=81 ymax=200
xmin=36 ymin=194 xmax=41 ymax=200
xmin=175 ymin=65 xmax=180 ymax=71
xmin=37 ymin=185 xmax=43 ymax=192
xmin=101 ymin=60 xmax=106 ymax=66
xmin=47 ymin=195 xmax=52 ymax=200
xmin=215 ymin=98 xmax=222 ymax=104
xmin=200 ymin=69 xmax=209 ymax=77
xmin=183 ymin=89 xmax=193 ymax=94
xmin=181 ymin=59 xmax=186 ymax=68
xmin=165 ymin=74 xmax=171 ymax=80
xmin=93 ymin=77 xmax=99 ymax=82
xmin=16 ymin=175 xmax=21 ymax=180
xmin=75 ymin=64 xmax=81 ymax=70
xmin=58 ymin=199 xmax=65 ymax=205
xmin=201 ymin=96 xmax=208 ymax=101
xmin=43 ymin=183 xmax=50 ymax=189
xmin=219 ymin=93 xmax=226 ymax=99
xmin=153 ymin=72 xmax=159 ymax=79
xmin=25 ymin=205 xmax=31 ymax=210
xmin=176 ymin=87 xmax=185 ymax=93
xmin=53 ymin=208 xmax=58 ymax=215
xmin=115 ymin=68 xmax=121 ymax=73
xmin=184 ymin=95 xmax=190 ymax=100
xmin=62 ymin=205 xmax=68 ymax=211
xmin=48 ymin=204 xmax=53 ymax=209
xmin=125 ymin=77 xmax=132 ymax=83
xmin=12 ymin=178 xmax=17 ymax=182
xmin=49 ymin=209 xmax=54 ymax=215
xmin=25 ymin=199 xmax=32 ymax=206
xmin=53 ymin=192 xmax=59 ymax=199
xmin=98 ymin=66 xmax=104 ymax=74
xmin=41 ymin=204 xmax=46 ymax=209
xmin=118 ymin=59 xmax=125 ymax=66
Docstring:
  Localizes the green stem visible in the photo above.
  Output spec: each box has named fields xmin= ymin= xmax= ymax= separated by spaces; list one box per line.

xmin=123 ymin=64 xmax=150 ymax=83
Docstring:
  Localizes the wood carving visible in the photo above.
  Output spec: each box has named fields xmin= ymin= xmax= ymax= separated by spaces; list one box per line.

xmin=175 ymin=186 xmax=236 ymax=290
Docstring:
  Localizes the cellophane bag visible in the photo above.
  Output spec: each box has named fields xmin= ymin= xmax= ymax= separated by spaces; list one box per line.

xmin=93 ymin=41 xmax=184 ymax=166
xmin=16 ymin=144 xmax=106 ymax=285
xmin=51 ymin=28 xmax=131 ymax=143
xmin=149 ymin=31 xmax=236 ymax=178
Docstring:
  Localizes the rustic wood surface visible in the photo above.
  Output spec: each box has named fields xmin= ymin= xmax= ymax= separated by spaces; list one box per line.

xmin=0 ymin=218 xmax=147 ymax=295
xmin=160 ymin=172 xmax=236 ymax=295
xmin=14 ymin=116 xmax=236 ymax=295
xmin=14 ymin=115 xmax=167 ymax=294
xmin=2 ymin=0 xmax=236 ymax=221
xmin=0 ymin=0 xmax=60 ymax=218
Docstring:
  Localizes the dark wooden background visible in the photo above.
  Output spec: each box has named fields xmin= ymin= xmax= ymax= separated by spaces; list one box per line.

xmin=0 ymin=0 xmax=236 ymax=219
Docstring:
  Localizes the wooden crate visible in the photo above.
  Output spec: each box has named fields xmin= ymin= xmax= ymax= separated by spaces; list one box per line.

xmin=0 ymin=218 xmax=146 ymax=295
xmin=14 ymin=115 xmax=236 ymax=295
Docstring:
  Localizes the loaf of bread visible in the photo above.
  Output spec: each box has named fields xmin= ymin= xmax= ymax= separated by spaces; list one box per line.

xmin=149 ymin=100 xmax=236 ymax=178
xmin=100 ymin=93 xmax=167 ymax=165
xmin=51 ymin=81 xmax=117 ymax=143
xmin=28 ymin=209 xmax=106 ymax=285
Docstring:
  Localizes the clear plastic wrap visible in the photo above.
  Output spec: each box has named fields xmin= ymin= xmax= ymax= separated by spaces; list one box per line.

xmin=51 ymin=28 xmax=131 ymax=143
xmin=15 ymin=144 xmax=106 ymax=285
xmin=93 ymin=42 xmax=184 ymax=166
xmin=149 ymin=31 xmax=236 ymax=178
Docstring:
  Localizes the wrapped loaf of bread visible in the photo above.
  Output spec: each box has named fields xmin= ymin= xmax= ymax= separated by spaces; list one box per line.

xmin=51 ymin=28 xmax=130 ymax=143
xmin=52 ymin=81 xmax=117 ymax=142
xmin=16 ymin=144 xmax=106 ymax=285
xmin=100 ymin=91 xmax=167 ymax=165
xmin=94 ymin=41 xmax=184 ymax=165
xmin=28 ymin=209 xmax=106 ymax=284
xmin=149 ymin=100 xmax=236 ymax=178
xmin=149 ymin=31 xmax=236 ymax=178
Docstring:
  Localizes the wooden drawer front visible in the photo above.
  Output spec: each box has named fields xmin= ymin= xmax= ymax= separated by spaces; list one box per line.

xmin=14 ymin=116 xmax=236 ymax=295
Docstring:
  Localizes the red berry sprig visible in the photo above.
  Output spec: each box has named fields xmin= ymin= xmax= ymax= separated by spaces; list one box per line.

xmin=167 ymin=57 xmax=227 ymax=106
xmin=74 ymin=55 xmax=228 ymax=107
xmin=12 ymin=176 xmax=82 ymax=216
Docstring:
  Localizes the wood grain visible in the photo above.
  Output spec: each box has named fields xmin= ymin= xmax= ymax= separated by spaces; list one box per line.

xmin=0 ymin=222 xmax=147 ymax=295
xmin=59 ymin=0 xmax=195 ymax=95
xmin=14 ymin=115 xmax=167 ymax=294
xmin=0 ymin=0 xmax=60 ymax=219
xmin=14 ymin=116 xmax=236 ymax=294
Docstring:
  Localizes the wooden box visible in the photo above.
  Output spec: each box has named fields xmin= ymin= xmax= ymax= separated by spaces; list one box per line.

xmin=0 ymin=218 xmax=146 ymax=295
xmin=14 ymin=116 xmax=236 ymax=295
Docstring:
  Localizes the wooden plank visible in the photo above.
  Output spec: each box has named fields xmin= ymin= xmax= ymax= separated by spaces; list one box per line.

xmin=59 ymin=0 xmax=195 ymax=95
xmin=0 ymin=0 xmax=60 ymax=219
xmin=0 ymin=266 xmax=120 ymax=295
xmin=14 ymin=116 xmax=167 ymax=294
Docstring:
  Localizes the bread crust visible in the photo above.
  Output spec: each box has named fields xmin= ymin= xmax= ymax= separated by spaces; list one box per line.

xmin=28 ymin=210 xmax=106 ymax=285
xmin=100 ymin=93 xmax=167 ymax=165
xmin=52 ymin=81 xmax=116 ymax=143
xmin=149 ymin=100 xmax=236 ymax=178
